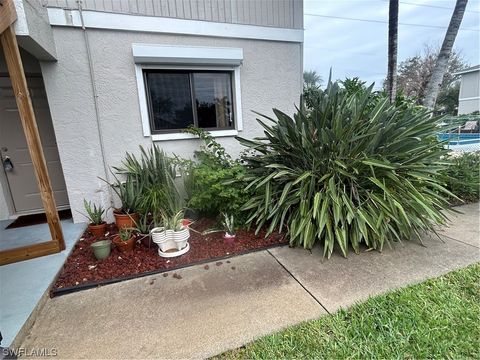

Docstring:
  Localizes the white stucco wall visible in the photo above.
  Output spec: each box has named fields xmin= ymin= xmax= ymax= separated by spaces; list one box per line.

xmin=40 ymin=27 xmax=302 ymax=223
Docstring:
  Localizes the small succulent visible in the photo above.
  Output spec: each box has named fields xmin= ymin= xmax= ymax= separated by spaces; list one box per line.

xmin=118 ymin=228 xmax=133 ymax=242
xmin=79 ymin=199 xmax=105 ymax=225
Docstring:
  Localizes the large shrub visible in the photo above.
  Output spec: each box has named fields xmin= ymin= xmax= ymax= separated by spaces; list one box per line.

xmin=183 ymin=127 xmax=250 ymax=220
xmin=442 ymin=152 xmax=480 ymax=203
xmin=238 ymin=80 xmax=452 ymax=257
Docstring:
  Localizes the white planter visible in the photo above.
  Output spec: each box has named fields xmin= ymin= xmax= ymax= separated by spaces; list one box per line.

xmin=158 ymin=242 xmax=190 ymax=258
xmin=173 ymin=226 xmax=190 ymax=250
xmin=151 ymin=227 xmax=176 ymax=252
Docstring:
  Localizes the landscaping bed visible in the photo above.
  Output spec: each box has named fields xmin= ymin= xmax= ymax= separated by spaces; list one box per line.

xmin=51 ymin=218 xmax=287 ymax=296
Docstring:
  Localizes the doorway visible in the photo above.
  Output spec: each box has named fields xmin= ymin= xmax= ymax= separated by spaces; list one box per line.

xmin=0 ymin=76 xmax=69 ymax=215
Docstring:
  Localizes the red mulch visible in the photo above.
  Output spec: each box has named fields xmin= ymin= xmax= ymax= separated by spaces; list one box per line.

xmin=51 ymin=218 xmax=287 ymax=295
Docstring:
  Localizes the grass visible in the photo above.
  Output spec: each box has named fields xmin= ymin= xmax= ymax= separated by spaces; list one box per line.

xmin=218 ymin=263 xmax=480 ymax=359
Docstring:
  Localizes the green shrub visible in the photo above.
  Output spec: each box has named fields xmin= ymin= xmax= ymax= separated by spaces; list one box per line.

xmin=238 ymin=80 xmax=453 ymax=258
xmin=187 ymin=162 xmax=248 ymax=217
xmin=183 ymin=127 xmax=250 ymax=220
xmin=442 ymin=152 xmax=480 ymax=203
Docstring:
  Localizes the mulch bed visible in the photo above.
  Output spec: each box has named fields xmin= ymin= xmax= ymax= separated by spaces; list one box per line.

xmin=51 ymin=218 xmax=287 ymax=297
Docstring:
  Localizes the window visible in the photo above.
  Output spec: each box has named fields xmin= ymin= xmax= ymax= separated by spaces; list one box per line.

xmin=144 ymin=70 xmax=234 ymax=133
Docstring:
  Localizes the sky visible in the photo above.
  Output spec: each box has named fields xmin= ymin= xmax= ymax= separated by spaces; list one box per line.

xmin=304 ymin=0 xmax=480 ymax=89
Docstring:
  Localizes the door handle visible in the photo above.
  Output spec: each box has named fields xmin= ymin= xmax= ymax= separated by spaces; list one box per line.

xmin=2 ymin=156 xmax=13 ymax=172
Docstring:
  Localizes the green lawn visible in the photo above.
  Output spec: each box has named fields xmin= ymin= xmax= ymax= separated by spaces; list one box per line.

xmin=219 ymin=263 xmax=480 ymax=359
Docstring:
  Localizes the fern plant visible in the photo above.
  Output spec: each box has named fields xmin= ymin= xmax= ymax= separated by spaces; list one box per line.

xmin=238 ymin=80 xmax=454 ymax=258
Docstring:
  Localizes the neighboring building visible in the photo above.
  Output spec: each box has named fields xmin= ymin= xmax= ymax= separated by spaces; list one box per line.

xmin=0 ymin=0 xmax=304 ymax=223
xmin=455 ymin=65 xmax=480 ymax=115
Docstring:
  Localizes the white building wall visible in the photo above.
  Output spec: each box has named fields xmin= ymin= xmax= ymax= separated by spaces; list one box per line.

xmin=458 ymin=70 xmax=480 ymax=115
xmin=40 ymin=27 xmax=303 ymax=223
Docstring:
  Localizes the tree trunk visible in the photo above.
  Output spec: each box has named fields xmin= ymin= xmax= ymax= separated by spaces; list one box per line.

xmin=387 ymin=0 xmax=399 ymax=104
xmin=423 ymin=0 xmax=468 ymax=109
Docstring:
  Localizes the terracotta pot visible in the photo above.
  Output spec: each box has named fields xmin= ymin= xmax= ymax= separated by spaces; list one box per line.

xmin=113 ymin=211 xmax=139 ymax=230
xmin=223 ymin=233 xmax=236 ymax=244
xmin=182 ymin=218 xmax=192 ymax=227
xmin=113 ymin=235 xmax=135 ymax=252
xmin=88 ymin=222 xmax=107 ymax=238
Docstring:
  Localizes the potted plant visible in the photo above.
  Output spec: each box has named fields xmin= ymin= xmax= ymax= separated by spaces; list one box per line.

xmin=91 ymin=239 xmax=112 ymax=260
xmin=203 ymin=212 xmax=237 ymax=244
xmin=78 ymin=199 xmax=106 ymax=238
xmin=113 ymin=228 xmax=135 ymax=252
xmin=151 ymin=210 xmax=190 ymax=253
xmin=221 ymin=212 xmax=236 ymax=244
xmin=132 ymin=214 xmax=151 ymax=248
xmin=104 ymin=173 xmax=142 ymax=229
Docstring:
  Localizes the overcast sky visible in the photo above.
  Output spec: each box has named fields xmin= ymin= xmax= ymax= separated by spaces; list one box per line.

xmin=304 ymin=0 xmax=480 ymax=89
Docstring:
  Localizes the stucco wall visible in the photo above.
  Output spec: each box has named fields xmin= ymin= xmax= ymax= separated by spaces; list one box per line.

xmin=40 ymin=27 xmax=302 ymax=223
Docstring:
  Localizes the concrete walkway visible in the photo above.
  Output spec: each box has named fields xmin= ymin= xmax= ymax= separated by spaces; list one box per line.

xmin=18 ymin=203 xmax=479 ymax=359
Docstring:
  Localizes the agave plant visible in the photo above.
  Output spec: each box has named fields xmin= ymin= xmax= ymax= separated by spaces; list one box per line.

xmin=114 ymin=145 xmax=183 ymax=217
xmin=102 ymin=172 xmax=143 ymax=214
xmin=78 ymin=199 xmax=105 ymax=225
xmin=238 ymin=80 xmax=454 ymax=258
xmin=118 ymin=227 xmax=133 ymax=242
xmin=114 ymin=145 xmax=177 ymax=188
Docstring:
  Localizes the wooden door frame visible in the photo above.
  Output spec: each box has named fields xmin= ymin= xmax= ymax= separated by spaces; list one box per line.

xmin=0 ymin=0 xmax=65 ymax=265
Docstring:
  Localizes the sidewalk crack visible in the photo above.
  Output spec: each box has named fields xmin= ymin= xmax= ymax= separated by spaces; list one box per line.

xmin=266 ymin=249 xmax=331 ymax=315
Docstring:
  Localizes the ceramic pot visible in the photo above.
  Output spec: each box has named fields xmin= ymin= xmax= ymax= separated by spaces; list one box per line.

xmin=113 ymin=211 xmax=138 ymax=230
xmin=223 ymin=233 xmax=236 ymax=244
xmin=173 ymin=227 xmax=190 ymax=250
xmin=113 ymin=234 xmax=135 ymax=252
xmin=91 ymin=239 xmax=111 ymax=260
xmin=151 ymin=227 xmax=176 ymax=252
xmin=88 ymin=222 xmax=107 ymax=238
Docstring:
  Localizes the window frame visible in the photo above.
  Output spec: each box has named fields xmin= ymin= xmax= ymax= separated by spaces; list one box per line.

xmin=135 ymin=64 xmax=243 ymax=141
xmin=143 ymin=69 xmax=235 ymax=134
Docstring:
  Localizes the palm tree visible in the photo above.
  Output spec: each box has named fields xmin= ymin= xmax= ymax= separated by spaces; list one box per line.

xmin=386 ymin=0 xmax=399 ymax=103
xmin=424 ymin=0 xmax=468 ymax=109
xmin=303 ymin=70 xmax=322 ymax=88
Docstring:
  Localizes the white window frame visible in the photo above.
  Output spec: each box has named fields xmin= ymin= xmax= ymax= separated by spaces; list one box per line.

xmin=133 ymin=45 xmax=243 ymax=141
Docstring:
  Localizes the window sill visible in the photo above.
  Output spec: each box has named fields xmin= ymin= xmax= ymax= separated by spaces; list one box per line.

xmin=151 ymin=129 xmax=239 ymax=141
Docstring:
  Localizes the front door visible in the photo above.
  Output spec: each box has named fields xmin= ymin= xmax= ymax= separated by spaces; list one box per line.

xmin=0 ymin=76 xmax=69 ymax=213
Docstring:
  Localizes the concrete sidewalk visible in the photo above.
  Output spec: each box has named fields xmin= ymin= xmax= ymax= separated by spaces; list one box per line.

xmin=18 ymin=203 xmax=479 ymax=359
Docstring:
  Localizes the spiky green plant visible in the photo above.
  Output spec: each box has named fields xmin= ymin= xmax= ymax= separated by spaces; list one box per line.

xmin=221 ymin=212 xmax=236 ymax=235
xmin=114 ymin=145 xmax=177 ymax=188
xmin=114 ymin=145 xmax=182 ymax=217
xmin=238 ymin=80 xmax=454 ymax=258
xmin=118 ymin=227 xmax=133 ymax=242
xmin=102 ymin=172 xmax=143 ymax=214
xmin=159 ymin=210 xmax=184 ymax=231
xmin=79 ymin=199 xmax=105 ymax=225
